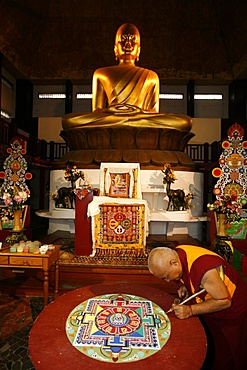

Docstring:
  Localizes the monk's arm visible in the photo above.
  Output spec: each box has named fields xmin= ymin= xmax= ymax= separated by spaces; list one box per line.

xmin=173 ymin=268 xmax=231 ymax=319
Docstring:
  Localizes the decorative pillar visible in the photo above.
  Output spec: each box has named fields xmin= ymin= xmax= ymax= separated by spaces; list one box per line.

xmin=65 ymin=79 xmax=73 ymax=114
xmin=229 ymin=80 xmax=247 ymax=119
xmin=15 ymin=79 xmax=38 ymax=137
xmin=187 ymin=80 xmax=194 ymax=117
xmin=15 ymin=79 xmax=33 ymax=119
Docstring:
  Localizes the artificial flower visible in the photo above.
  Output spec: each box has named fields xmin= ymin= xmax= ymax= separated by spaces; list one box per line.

xmin=207 ymin=194 xmax=242 ymax=223
xmin=161 ymin=163 xmax=176 ymax=185
xmin=0 ymin=184 xmax=30 ymax=211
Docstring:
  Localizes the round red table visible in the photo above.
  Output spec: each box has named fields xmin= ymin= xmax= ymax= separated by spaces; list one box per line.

xmin=29 ymin=283 xmax=207 ymax=370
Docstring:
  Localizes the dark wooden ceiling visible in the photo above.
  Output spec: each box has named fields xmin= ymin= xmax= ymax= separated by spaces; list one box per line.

xmin=1 ymin=0 xmax=247 ymax=84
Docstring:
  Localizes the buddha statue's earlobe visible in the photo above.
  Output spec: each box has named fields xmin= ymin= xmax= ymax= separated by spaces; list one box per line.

xmin=136 ymin=46 xmax=141 ymax=62
xmin=114 ymin=45 xmax=118 ymax=61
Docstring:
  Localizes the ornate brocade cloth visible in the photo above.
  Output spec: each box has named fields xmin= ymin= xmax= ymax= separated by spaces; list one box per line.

xmin=88 ymin=197 xmax=150 ymax=255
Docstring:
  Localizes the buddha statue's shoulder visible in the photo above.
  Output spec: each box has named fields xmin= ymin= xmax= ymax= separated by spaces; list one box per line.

xmin=93 ymin=64 xmax=158 ymax=79
xmin=144 ymin=67 xmax=159 ymax=81
xmin=128 ymin=64 xmax=159 ymax=82
xmin=93 ymin=65 xmax=122 ymax=82
xmin=94 ymin=65 xmax=117 ymax=74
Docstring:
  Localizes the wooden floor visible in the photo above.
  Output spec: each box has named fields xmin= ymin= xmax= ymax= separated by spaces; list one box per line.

xmin=0 ymin=231 xmax=206 ymax=300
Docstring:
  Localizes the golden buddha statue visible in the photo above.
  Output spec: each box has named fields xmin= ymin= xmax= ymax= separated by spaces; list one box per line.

xmin=62 ymin=23 xmax=192 ymax=132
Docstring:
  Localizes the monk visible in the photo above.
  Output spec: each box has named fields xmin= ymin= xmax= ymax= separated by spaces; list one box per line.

xmin=148 ymin=245 xmax=247 ymax=370
xmin=62 ymin=23 xmax=192 ymax=131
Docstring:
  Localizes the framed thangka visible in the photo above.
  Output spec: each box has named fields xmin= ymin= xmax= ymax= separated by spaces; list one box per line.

xmin=99 ymin=163 xmax=142 ymax=199
xmin=109 ymin=173 xmax=130 ymax=198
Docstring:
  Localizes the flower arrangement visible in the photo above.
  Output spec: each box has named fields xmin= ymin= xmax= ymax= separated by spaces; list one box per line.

xmin=0 ymin=184 xmax=30 ymax=211
xmin=207 ymin=194 xmax=242 ymax=223
xmin=49 ymin=164 xmax=91 ymax=208
xmin=64 ymin=163 xmax=85 ymax=187
xmin=49 ymin=189 xmax=59 ymax=203
xmin=161 ymin=163 xmax=176 ymax=185
xmin=184 ymin=192 xmax=195 ymax=210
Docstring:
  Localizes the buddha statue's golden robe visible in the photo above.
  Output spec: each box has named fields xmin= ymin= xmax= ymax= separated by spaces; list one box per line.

xmin=62 ymin=63 xmax=192 ymax=131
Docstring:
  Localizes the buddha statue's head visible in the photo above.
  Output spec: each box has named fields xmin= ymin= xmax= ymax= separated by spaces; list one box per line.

xmin=114 ymin=23 xmax=141 ymax=63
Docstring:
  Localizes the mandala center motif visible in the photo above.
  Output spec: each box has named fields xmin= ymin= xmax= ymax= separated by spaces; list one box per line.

xmin=96 ymin=306 xmax=141 ymax=335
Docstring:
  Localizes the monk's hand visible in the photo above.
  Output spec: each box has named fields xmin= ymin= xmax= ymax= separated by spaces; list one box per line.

xmin=172 ymin=303 xmax=193 ymax=319
xmin=177 ymin=285 xmax=188 ymax=300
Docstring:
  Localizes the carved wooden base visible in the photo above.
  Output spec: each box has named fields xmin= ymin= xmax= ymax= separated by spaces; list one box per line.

xmin=59 ymin=126 xmax=195 ymax=169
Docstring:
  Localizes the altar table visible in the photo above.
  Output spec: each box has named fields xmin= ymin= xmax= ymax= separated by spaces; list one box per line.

xmin=29 ymin=283 xmax=207 ymax=370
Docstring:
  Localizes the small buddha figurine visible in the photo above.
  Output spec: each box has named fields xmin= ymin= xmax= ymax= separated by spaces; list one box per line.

xmin=62 ymin=23 xmax=192 ymax=132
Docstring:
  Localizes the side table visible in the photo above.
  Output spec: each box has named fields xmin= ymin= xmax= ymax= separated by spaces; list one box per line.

xmin=0 ymin=245 xmax=60 ymax=307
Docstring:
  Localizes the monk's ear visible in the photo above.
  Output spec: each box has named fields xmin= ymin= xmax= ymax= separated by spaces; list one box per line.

xmin=170 ymin=258 xmax=179 ymax=267
xmin=114 ymin=45 xmax=118 ymax=58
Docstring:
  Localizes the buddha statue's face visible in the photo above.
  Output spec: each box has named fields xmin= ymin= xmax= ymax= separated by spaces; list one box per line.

xmin=114 ymin=23 xmax=140 ymax=62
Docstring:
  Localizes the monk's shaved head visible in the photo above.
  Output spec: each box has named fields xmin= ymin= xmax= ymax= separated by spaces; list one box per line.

xmin=148 ymin=247 xmax=182 ymax=281
xmin=148 ymin=247 xmax=175 ymax=272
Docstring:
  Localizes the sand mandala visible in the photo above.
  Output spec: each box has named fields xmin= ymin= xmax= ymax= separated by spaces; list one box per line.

xmin=66 ymin=293 xmax=171 ymax=363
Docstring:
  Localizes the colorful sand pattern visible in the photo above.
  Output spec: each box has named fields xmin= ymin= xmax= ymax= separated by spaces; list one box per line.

xmin=66 ymin=293 xmax=171 ymax=363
